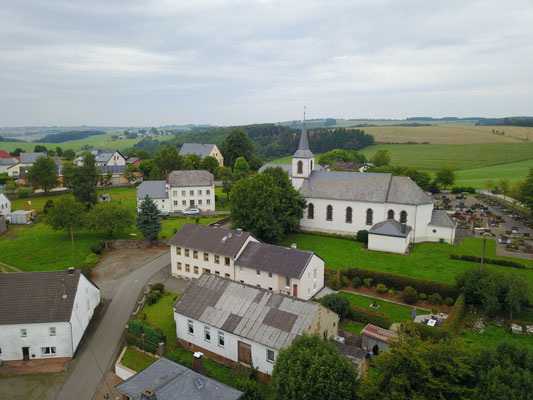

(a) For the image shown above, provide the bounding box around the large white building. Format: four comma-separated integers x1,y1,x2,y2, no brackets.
136,170,215,213
169,224,324,300
173,274,338,378
0,269,100,362
260,121,456,254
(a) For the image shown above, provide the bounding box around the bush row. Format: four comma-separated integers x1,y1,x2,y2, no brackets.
128,319,165,344
299,230,358,242
450,254,526,269
444,293,465,332
403,321,450,340
451,186,476,194
346,305,391,329
337,268,458,299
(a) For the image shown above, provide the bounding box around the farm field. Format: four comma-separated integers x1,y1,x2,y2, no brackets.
454,159,533,189
277,234,533,302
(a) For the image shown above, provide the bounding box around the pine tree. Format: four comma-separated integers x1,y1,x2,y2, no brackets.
136,195,162,241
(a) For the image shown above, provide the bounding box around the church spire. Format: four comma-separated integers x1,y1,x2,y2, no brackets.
293,106,314,158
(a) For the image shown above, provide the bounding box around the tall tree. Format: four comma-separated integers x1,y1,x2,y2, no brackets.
71,152,99,209
87,202,135,237
217,166,234,200
505,272,528,320
370,149,391,167
34,145,47,153
272,334,358,400
55,147,63,157
233,156,250,180
516,167,533,214
435,166,457,189
200,156,219,174
136,195,162,241
154,145,183,172
221,128,253,169
187,154,202,169
25,156,59,192
10,148,24,157
62,149,76,160
318,149,367,165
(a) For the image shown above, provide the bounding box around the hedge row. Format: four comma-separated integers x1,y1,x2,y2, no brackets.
299,230,358,242
451,186,476,194
346,305,391,329
450,254,526,269
444,293,465,332
128,319,165,344
338,268,458,299
403,321,450,341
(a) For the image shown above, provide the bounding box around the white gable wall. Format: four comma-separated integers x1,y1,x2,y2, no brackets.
169,184,215,212
137,197,171,213
69,273,101,352
0,193,11,216
106,151,126,167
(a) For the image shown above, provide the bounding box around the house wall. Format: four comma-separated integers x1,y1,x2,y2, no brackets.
106,152,126,167
7,163,32,178
426,224,456,244
368,232,411,254
69,274,101,353
209,145,224,167
306,304,339,339
0,194,11,216
0,321,73,361
137,197,171,213
169,184,215,212
361,335,391,352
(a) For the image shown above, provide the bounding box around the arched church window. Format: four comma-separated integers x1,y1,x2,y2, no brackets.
297,161,303,174
346,207,352,223
366,209,373,225
400,211,407,224
308,203,314,219
310,160,313,171
326,205,333,221
388,210,395,220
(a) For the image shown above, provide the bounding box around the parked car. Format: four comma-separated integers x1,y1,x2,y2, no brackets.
183,208,200,216
158,211,169,219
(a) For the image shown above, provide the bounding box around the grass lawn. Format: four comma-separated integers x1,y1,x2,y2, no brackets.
454,159,533,189
137,291,178,349
278,234,533,302
215,186,231,211
120,347,157,372
338,291,426,323
463,322,533,350
339,320,366,335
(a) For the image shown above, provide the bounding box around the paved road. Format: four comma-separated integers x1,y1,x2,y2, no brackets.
56,250,170,400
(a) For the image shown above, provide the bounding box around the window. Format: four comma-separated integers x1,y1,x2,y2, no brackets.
185,249,190,257
215,255,220,264
400,211,407,224
174,200,178,206
267,349,275,363
185,264,190,272
314,269,317,280
21,329,27,337
204,326,211,342
206,190,211,195
203,268,211,274
388,210,395,220
239,266,244,272
207,199,211,205
326,205,333,221
215,271,220,276
188,319,194,334
268,287,273,291
310,160,313,170
193,250,198,259
285,277,290,288
176,247,181,255
182,200,186,206
307,203,314,219
366,209,373,225
182,190,186,196
218,332,225,347
173,191,177,196
49,327,56,336
346,207,352,223
198,190,202,195
268,272,273,279
256,269,260,276
194,266,199,274
190,190,194,196
203,253,209,261
225,273,230,278
297,160,303,174
225,257,230,266
41,347,56,355
177,262,182,270
198,199,202,205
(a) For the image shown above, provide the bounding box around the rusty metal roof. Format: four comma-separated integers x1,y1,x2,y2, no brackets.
361,324,398,343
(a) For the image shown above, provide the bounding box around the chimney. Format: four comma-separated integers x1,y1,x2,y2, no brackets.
140,389,157,400
68,267,75,276
291,243,297,249
165,169,169,183
25,202,30,211
193,352,205,375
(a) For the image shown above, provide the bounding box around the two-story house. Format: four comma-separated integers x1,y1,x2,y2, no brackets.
7,152,46,178
74,149,126,168
179,143,224,167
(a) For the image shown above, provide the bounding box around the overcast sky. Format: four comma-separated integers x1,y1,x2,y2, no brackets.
1,0,532,126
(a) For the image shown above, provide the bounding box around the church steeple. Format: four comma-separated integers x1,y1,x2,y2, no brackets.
293,107,314,159
292,107,314,183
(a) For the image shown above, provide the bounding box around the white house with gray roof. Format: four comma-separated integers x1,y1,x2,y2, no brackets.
179,143,224,167
271,119,456,253
0,193,11,216
173,274,338,377
136,170,215,213
7,152,46,178
74,149,126,168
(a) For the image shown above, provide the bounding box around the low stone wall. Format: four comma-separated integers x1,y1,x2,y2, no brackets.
340,328,362,348
210,216,231,226
106,239,170,249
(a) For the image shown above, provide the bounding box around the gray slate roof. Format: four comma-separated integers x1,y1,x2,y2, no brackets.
293,124,314,159
168,170,214,187
236,241,316,279
429,209,457,228
299,171,433,205
169,224,251,258
174,275,325,350
258,164,292,177
115,357,242,400
179,143,216,158
137,180,168,199
92,149,121,163
0,158,16,166
368,219,412,238
0,270,84,325
20,152,46,163
99,165,125,174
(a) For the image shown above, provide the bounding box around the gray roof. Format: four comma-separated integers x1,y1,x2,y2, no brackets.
327,161,366,171
293,124,314,159
137,180,168,199
91,149,119,163
174,274,328,350
0,158,16,166
115,358,243,400
20,152,46,163
235,241,316,279
168,170,214,187
368,219,412,238
169,224,251,258
0,270,87,325
125,156,140,164
299,171,433,205
179,143,217,158
429,209,457,228
99,165,125,174
258,164,292,177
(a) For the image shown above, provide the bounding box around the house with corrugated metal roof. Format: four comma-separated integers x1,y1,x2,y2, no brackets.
179,143,224,167
169,224,324,300
173,274,338,377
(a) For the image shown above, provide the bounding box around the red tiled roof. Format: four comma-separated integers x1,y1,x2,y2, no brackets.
0,150,12,159
361,324,398,343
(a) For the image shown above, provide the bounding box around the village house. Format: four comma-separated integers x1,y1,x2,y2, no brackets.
0,192,11,216
179,143,224,167
7,152,46,178
74,149,126,168
0,269,100,363
169,224,324,300
173,274,339,378
136,170,215,213
0,149,17,174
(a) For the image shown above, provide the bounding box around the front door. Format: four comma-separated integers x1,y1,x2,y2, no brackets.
293,284,298,297
238,341,252,365
22,347,30,361
190,200,195,207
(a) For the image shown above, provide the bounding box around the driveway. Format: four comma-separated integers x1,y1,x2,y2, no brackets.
56,248,170,400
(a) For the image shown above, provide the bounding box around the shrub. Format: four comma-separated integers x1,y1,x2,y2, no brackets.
403,321,450,340
79,263,93,277
403,286,418,303
43,199,54,215
450,254,525,269
147,293,158,306
321,293,350,317
144,324,165,344
340,276,350,287
166,351,194,369
17,189,34,198
236,378,264,400
327,275,342,290
444,293,465,332
419,293,427,300
445,297,455,306
356,230,368,243
173,227,178,234
451,186,476,194
152,282,164,293
376,283,388,294
84,253,100,267
352,277,362,288
91,242,104,255
431,307,439,315
144,342,158,354
347,305,390,329
428,293,443,305
387,288,395,295
151,290,162,298
128,319,144,336
124,331,142,348
363,278,374,288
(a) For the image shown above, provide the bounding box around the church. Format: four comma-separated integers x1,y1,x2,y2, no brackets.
260,120,456,254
